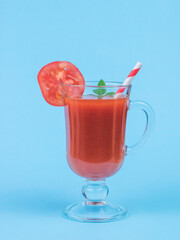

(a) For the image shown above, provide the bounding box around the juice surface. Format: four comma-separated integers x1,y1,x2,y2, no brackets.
65,97,128,179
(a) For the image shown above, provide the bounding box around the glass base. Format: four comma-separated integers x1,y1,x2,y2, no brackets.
64,201,127,223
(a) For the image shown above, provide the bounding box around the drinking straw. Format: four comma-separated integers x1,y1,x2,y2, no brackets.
115,62,142,96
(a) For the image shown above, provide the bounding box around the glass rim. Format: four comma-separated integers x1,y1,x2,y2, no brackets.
61,81,132,88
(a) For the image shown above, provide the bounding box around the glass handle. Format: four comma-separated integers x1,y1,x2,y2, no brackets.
126,100,155,154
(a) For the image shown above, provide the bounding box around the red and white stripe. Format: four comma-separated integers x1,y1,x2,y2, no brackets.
115,62,142,95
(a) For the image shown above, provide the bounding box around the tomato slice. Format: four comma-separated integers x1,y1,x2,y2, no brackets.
37,61,85,106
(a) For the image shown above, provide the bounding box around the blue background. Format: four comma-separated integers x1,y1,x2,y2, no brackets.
0,0,180,239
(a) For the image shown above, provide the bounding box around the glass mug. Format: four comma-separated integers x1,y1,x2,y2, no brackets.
61,81,155,222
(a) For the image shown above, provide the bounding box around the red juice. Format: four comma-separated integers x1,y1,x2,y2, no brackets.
65,97,128,179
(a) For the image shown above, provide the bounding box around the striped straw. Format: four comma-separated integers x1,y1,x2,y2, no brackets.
115,61,142,96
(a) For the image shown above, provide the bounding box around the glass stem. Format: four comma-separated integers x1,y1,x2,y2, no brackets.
82,179,109,205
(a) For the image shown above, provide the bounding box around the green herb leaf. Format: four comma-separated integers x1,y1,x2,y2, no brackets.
93,88,106,96
105,92,115,97
98,79,106,86
93,79,106,97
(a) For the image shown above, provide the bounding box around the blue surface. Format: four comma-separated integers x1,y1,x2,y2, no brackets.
0,0,180,239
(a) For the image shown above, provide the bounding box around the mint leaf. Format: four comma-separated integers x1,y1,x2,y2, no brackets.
92,80,116,98
93,79,106,97
98,79,106,86
105,92,115,97
93,88,106,96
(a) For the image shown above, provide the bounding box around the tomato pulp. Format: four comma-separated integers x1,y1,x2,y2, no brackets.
37,61,85,106
65,96,129,179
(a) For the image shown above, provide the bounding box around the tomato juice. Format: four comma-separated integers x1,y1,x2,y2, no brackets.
65,96,128,179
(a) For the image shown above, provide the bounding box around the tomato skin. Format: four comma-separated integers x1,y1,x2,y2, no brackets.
37,61,85,106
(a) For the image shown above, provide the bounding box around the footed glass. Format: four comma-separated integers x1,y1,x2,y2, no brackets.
61,81,155,222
